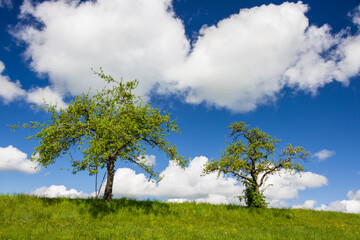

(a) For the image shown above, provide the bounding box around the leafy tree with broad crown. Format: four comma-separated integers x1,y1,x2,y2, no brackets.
203,121,309,208
12,70,186,202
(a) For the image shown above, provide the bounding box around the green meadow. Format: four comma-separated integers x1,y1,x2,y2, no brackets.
0,195,359,239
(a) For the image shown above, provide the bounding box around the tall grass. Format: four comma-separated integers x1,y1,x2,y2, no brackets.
0,195,359,239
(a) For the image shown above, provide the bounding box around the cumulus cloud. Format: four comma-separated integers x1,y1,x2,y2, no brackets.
30,185,91,198
12,1,360,112
0,60,67,108
110,156,243,204
335,5,360,80
166,2,310,110
0,145,40,174
0,61,26,104
291,190,360,214
292,200,317,209
107,156,327,205
348,189,360,200
27,156,328,205
26,86,67,109
167,2,360,111
313,149,335,161
14,0,189,98
263,170,328,200
315,190,360,214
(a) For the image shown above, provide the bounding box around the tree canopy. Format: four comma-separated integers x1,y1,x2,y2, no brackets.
12,70,186,202
203,121,309,207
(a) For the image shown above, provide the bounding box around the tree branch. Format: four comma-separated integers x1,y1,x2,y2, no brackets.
259,163,282,187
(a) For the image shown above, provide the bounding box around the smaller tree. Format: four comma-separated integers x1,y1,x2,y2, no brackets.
203,121,309,208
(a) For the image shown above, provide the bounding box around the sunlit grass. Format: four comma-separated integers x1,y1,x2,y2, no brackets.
0,195,359,239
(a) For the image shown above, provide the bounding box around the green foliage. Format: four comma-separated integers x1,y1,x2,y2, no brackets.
1,195,360,240
11,69,186,201
239,182,268,208
204,121,309,208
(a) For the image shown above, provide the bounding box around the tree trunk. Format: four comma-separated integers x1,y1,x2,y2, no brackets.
255,184,260,196
104,158,115,202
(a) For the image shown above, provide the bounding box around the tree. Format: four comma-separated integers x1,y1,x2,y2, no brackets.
203,121,309,208
12,70,186,202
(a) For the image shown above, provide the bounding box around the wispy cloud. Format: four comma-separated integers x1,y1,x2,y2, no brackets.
313,149,336,161
0,0,12,9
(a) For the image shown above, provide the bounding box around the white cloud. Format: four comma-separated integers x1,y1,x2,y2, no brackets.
0,0,12,9
14,1,360,112
316,189,360,214
263,170,328,200
26,156,328,205
136,154,156,167
108,156,327,205
144,155,156,166
0,60,66,109
110,156,242,204
14,0,189,98
283,25,344,93
194,194,231,205
292,200,317,209
169,194,230,205
313,149,335,161
267,199,288,208
165,2,310,111
26,86,67,109
0,145,40,174
336,34,360,81
30,185,91,198
167,2,360,111
318,200,360,214
348,189,360,200
352,5,360,26
292,190,360,214
155,156,242,203
110,168,157,198
0,61,26,104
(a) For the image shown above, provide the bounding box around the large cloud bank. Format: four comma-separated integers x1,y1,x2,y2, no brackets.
12,0,360,112
31,156,327,206
29,156,360,214
15,0,189,99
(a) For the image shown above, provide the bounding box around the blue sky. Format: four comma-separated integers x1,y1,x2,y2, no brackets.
1,0,360,213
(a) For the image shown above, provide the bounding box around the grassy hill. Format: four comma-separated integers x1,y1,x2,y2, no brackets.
0,195,359,239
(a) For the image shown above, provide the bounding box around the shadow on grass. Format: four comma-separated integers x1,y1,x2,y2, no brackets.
84,198,171,218
38,197,171,218
90,198,171,218
225,204,243,211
